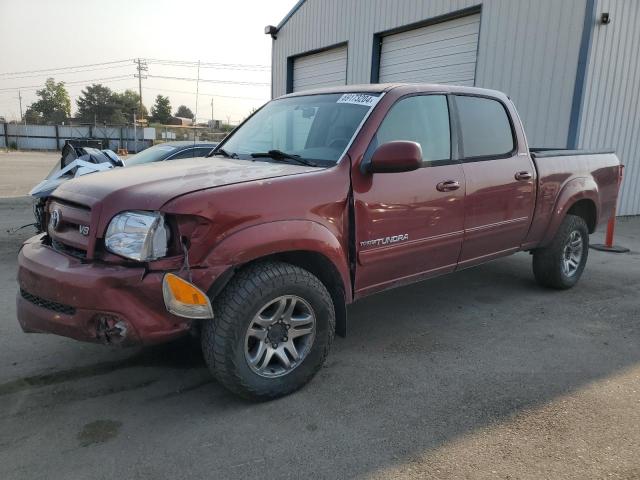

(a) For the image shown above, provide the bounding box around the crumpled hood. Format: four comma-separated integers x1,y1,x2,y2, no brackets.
52,157,321,210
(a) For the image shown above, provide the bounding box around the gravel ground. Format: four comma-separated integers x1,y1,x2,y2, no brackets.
0,196,639,480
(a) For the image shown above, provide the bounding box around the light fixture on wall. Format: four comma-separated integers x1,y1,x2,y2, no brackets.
600,12,611,24
264,25,278,39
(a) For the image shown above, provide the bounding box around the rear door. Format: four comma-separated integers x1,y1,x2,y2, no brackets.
353,94,465,296
453,95,536,267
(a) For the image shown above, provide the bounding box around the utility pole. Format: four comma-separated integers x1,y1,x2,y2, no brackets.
17,90,23,122
134,58,147,116
210,98,214,127
133,111,138,153
193,60,200,142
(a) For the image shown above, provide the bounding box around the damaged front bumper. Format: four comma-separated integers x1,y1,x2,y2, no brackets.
16,234,195,346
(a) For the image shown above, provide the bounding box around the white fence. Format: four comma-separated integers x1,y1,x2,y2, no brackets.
0,123,155,152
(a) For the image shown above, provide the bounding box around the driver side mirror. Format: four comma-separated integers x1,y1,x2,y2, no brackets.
368,141,422,174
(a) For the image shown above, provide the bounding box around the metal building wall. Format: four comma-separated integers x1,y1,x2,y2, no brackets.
577,0,640,216
272,0,587,147
1,124,154,152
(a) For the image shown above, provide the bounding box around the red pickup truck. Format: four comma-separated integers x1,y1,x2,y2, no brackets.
17,84,621,399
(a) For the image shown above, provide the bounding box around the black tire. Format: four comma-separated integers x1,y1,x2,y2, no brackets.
532,214,589,289
201,261,335,400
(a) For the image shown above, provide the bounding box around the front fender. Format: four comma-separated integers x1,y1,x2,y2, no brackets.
200,220,352,299
540,177,599,246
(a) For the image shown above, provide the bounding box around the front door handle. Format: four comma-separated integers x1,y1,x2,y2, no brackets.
515,171,533,181
436,180,460,192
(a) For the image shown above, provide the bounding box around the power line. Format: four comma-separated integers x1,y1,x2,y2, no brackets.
142,85,266,101
0,63,133,81
0,59,132,77
0,75,133,92
146,74,269,86
145,58,270,70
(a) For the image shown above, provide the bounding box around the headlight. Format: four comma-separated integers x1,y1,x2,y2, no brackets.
105,211,169,261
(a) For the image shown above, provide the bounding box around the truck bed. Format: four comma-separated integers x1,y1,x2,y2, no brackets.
523,148,621,249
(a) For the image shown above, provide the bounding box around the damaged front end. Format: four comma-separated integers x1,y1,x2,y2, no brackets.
95,314,129,345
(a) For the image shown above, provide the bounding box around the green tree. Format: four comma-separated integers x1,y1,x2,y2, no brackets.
76,84,115,123
109,109,128,125
23,78,71,124
174,105,194,119
111,89,147,122
150,95,172,124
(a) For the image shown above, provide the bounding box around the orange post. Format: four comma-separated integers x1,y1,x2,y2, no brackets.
591,164,629,253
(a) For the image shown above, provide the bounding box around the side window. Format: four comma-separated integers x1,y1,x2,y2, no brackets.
195,147,214,157
455,96,515,159
168,149,197,160
374,95,450,163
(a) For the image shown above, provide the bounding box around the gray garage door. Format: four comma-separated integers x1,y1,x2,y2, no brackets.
379,14,480,86
293,45,347,92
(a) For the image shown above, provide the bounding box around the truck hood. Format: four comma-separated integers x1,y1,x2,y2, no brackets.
52,157,322,210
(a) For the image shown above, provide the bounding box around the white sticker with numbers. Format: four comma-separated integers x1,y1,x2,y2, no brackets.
337,93,379,107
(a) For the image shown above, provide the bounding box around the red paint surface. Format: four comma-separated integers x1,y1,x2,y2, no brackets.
17,84,621,345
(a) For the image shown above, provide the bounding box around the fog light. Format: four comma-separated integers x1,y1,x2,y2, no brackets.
162,273,213,319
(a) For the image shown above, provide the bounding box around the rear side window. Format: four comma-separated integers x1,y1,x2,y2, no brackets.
374,95,451,163
168,148,197,160
195,147,214,157
455,96,514,159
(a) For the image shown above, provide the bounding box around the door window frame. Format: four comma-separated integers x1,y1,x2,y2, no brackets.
361,92,460,172
449,93,519,163
166,147,213,160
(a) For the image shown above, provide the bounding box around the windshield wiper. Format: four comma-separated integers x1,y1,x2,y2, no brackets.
250,150,317,167
208,148,237,159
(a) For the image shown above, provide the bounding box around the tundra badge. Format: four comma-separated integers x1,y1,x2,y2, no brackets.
360,234,408,248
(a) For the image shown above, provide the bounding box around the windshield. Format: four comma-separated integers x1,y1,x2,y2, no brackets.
126,144,177,166
219,93,381,164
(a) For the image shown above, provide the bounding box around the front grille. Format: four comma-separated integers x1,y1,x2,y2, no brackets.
47,199,92,257
20,289,76,315
51,239,87,259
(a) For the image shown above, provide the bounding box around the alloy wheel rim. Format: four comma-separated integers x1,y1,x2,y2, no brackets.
562,230,583,277
244,295,316,378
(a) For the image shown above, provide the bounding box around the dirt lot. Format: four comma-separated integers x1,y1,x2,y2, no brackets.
0,151,59,198
0,195,639,479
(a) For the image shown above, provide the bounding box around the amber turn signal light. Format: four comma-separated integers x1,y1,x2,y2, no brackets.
162,273,213,319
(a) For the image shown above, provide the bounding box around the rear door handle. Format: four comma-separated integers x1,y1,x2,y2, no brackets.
436,180,460,192
515,171,532,181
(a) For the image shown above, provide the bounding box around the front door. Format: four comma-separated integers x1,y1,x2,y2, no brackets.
353,94,466,297
452,95,536,267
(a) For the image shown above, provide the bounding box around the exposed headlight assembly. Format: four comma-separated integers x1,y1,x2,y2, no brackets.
105,211,169,261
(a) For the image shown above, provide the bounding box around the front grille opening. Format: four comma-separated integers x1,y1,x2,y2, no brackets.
20,289,76,315
51,239,87,259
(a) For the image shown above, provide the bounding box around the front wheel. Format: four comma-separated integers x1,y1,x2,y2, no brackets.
532,214,589,289
201,261,335,400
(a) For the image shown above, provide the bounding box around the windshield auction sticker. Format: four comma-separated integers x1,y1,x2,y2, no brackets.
337,93,379,107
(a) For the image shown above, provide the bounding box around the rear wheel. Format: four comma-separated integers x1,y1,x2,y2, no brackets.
532,214,589,289
201,261,335,400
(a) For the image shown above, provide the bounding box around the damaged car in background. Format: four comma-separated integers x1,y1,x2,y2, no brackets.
17,84,621,400
29,141,218,232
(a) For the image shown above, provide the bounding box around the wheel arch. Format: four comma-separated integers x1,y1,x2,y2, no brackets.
567,198,597,233
202,221,351,337
540,177,599,246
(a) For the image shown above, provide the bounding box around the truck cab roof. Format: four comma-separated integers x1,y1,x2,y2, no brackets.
280,83,509,101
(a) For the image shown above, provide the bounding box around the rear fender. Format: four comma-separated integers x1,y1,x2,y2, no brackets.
540,177,599,247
